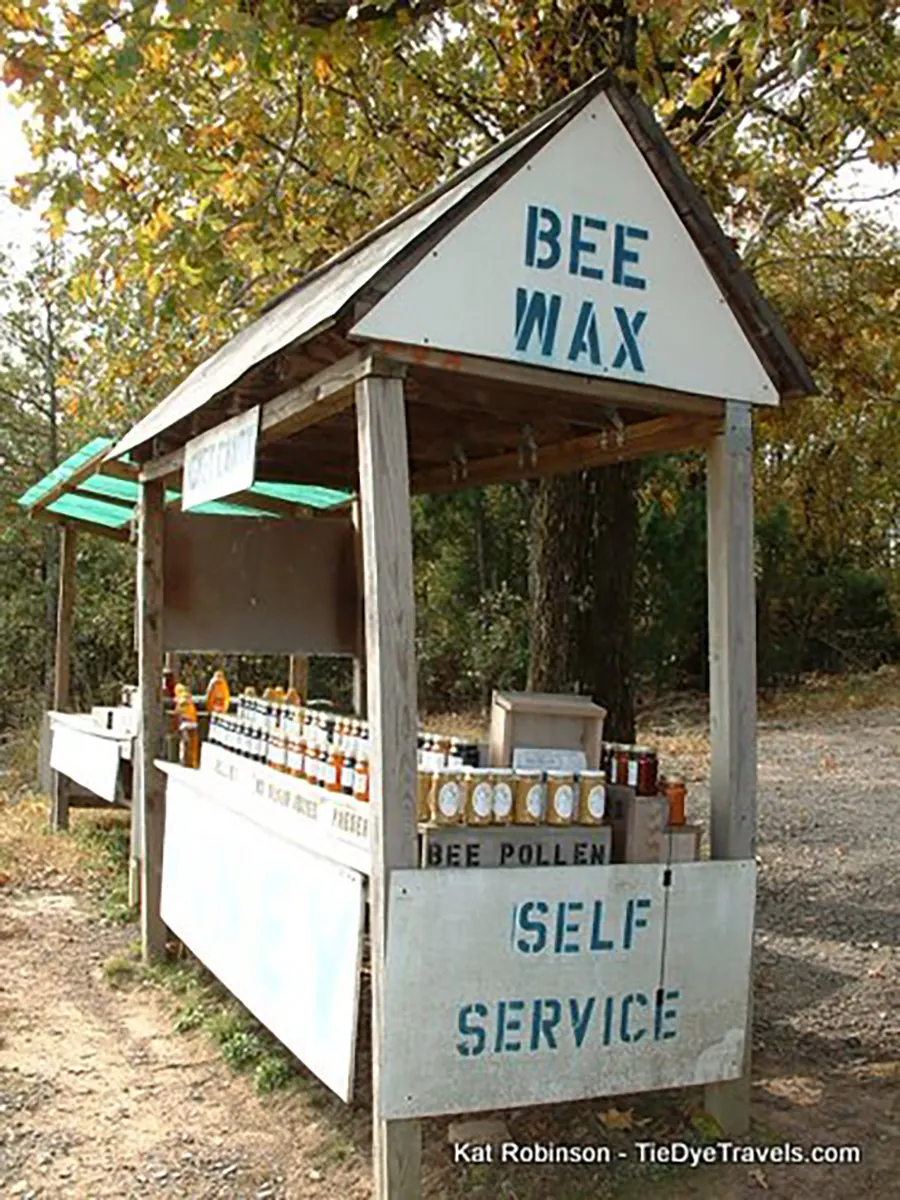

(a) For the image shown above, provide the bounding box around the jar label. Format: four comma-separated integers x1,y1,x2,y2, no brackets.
493,782,513,819
341,764,354,791
554,784,575,819
526,784,545,820
627,759,639,788
438,782,461,818
587,784,606,819
472,782,492,818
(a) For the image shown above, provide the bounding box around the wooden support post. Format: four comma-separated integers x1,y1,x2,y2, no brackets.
137,479,168,961
356,373,421,1200
705,401,757,1134
288,654,309,698
50,523,76,831
351,500,366,717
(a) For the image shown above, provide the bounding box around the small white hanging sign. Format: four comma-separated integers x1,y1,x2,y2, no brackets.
182,406,260,511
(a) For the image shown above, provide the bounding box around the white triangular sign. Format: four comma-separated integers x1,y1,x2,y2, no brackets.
352,93,777,405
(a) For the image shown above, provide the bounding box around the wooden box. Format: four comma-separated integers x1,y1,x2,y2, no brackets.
488,691,606,769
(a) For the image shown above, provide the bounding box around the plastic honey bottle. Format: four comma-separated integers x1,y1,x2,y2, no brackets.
353,752,370,803
205,669,231,715
174,685,200,769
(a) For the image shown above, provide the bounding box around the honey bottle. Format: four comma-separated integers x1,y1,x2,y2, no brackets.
205,669,231,715
326,742,344,794
341,743,356,796
353,753,370,803
174,685,200,769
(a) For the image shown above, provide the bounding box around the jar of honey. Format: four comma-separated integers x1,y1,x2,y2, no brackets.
513,771,545,825
635,746,659,796
416,770,435,823
492,769,514,824
326,745,344,794
577,771,607,824
546,771,576,825
466,768,494,826
663,775,687,826
433,769,464,825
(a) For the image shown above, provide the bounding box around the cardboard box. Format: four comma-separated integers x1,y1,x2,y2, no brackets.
489,691,606,769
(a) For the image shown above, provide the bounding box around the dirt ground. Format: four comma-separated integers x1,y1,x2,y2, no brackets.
0,707,897,1199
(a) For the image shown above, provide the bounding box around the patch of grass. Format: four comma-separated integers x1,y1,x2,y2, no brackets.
103,952,139,989
254,1053,294,1093
142,957,302,1094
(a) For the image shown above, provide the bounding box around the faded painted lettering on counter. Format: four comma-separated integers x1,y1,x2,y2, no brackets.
515,204,650,372
455,892,675,1059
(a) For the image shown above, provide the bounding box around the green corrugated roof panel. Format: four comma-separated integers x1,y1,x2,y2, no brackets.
46,493,131,529
17,437,113,509
249,481,350,508
16,437,353,535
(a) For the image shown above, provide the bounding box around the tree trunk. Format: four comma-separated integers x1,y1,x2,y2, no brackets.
528,462,640,742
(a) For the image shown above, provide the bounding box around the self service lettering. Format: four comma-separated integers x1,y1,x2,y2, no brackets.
456,895,680,1057
515,204,649,373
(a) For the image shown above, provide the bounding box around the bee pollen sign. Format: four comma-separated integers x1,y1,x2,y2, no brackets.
182,405,260,511
380,860,755,1118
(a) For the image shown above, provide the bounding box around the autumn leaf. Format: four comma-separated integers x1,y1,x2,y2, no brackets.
313,53,332,83
598,1107,634,1132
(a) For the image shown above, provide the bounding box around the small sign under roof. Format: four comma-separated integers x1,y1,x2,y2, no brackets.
182,406,260,511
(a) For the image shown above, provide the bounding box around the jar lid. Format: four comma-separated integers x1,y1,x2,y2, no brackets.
579,769,606,778
634,744,654,754
493,767,514,776
546,770,574,779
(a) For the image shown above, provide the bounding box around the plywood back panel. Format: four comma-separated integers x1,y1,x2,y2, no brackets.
163,512,360,655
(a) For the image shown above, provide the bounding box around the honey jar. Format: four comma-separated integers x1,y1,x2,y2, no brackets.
492,768,514,824
433,769,464,825
577,770,607,824
513,771,545,825
635,746,659,796
465,768,494,826
663,775,687,826
545,771,576,825
416,770,435,823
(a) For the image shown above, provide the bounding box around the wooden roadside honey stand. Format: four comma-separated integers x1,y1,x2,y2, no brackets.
15,438,350,896
108,74,813,1200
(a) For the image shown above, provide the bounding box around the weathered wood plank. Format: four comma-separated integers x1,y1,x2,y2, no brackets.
50,523,76,832
411,415,720,493
288,654,309,697
704,401,757,1135
27,444,110,514
137,479,168,960
355,374,422,1199
29,506,131,543
139,350,405,484
373,341,726,417
351,500,366,717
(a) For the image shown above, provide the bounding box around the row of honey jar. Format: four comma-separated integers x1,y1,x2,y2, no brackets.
417,768,608,827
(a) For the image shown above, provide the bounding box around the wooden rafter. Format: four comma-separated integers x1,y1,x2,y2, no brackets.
411,414,721,494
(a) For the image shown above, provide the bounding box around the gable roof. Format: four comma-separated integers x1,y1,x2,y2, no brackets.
111,72,813,462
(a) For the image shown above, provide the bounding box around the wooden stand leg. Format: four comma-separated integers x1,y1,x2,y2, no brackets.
50,524,77,832
356,372,422,1200
138,479,167,961
705,401,757,1135
288,654,309,697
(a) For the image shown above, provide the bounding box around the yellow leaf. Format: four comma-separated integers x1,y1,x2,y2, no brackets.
598,1106,634,1132
658,97,677,117
869,138,895,166
313,53,332,83
44,206,66,240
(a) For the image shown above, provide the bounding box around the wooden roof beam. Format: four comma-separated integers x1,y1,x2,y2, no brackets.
411,414,721,494
28,506,132,543
26,442,114,514
138,348,402,484
372,341,725,419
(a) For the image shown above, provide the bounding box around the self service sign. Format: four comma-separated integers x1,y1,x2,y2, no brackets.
380,860,755,1118
353,92,776,407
